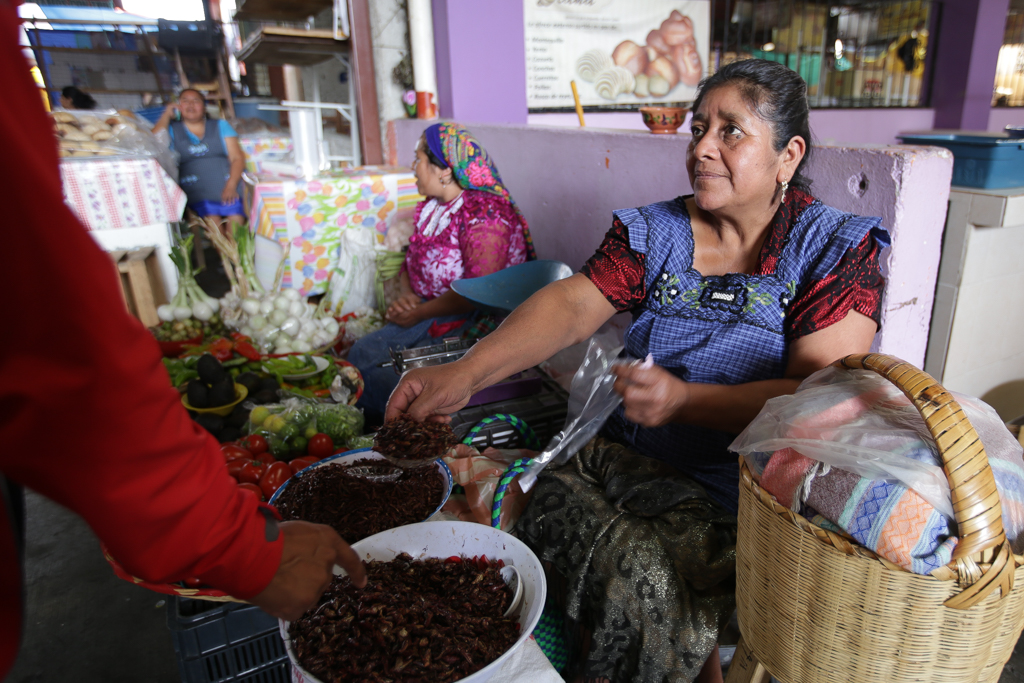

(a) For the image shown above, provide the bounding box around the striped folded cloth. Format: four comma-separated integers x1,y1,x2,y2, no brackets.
739,367,1024,575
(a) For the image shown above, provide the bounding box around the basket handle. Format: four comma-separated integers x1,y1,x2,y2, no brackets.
836,353,1015,608
460,413,542,451
491,458,533,529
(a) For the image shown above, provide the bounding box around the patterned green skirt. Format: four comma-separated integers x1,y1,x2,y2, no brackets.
515,437,738,683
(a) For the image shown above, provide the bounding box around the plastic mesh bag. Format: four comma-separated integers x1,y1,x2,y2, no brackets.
730,366,1024,558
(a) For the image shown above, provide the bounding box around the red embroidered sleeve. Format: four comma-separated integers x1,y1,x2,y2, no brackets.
784,232,885,341
580,217,647,311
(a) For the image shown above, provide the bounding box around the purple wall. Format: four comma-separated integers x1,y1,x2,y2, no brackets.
931,0,1011,129
389,119,953,365
431,0,527,124
530,108,939,145
989,108,1024,132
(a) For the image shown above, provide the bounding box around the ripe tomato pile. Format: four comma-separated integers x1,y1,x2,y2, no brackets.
220,431,338,502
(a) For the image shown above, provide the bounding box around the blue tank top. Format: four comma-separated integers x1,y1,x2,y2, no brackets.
602,196,890,512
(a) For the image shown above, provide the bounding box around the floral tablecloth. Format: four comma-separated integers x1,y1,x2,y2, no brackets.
60,157,187,231
250,166,421,296
238,135,293,174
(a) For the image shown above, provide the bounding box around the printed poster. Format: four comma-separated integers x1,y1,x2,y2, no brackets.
524,0,710,110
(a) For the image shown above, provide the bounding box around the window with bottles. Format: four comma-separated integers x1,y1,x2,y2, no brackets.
709,0,932,107
994,0,1024,107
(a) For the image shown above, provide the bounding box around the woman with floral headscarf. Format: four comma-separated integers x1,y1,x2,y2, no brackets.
348,122,535,424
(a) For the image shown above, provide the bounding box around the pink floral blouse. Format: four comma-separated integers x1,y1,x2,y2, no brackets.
405,189,529,300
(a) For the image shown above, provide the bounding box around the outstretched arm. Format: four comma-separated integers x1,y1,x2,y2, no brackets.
387,273,618,421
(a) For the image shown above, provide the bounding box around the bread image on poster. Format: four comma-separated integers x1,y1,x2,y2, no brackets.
525,1,709,109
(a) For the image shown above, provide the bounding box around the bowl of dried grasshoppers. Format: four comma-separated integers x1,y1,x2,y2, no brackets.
280,520,547,683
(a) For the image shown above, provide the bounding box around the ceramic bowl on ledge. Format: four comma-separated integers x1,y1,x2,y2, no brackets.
640,106,688,134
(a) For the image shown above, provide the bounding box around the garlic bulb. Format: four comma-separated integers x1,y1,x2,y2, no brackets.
576,49,613,83
594,66,636,101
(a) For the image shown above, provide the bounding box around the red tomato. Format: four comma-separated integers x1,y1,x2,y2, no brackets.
237,482,264,501
289,456,317,475
241,434,268,455
259,461,292,499
238,461,265,485
221,444,252,462
226,458,248,480
182,577,203,588
308,433,334,459
255,452,276,466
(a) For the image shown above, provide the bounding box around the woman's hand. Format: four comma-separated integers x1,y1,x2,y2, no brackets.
385,292,422,327
612,362,690,428
386,363,477,422
248,520,366,622
221,182,238,205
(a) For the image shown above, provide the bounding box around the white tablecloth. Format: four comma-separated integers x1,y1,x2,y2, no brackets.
60,157,186,231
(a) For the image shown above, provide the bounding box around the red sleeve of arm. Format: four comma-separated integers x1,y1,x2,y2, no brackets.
0,12,280,599
580,217,647,311
785,232,885,341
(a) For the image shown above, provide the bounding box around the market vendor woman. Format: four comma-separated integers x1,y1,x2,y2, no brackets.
387,60,889,683
348,122,536,424
154,88,245,227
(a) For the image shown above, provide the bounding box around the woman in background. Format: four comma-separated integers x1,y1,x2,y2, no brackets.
348,122,535,424
154,88,245,227
59,85,96,110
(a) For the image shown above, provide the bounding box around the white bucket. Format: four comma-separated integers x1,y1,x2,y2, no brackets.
280,520,547,683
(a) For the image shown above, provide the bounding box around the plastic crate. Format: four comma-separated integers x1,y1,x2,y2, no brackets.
897,131,1024,189
167,597,289,683
451,372,569,450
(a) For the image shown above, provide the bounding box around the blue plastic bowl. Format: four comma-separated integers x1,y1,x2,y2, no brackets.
268,448,453,521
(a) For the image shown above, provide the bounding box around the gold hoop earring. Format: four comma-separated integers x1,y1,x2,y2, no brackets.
780,179,789,204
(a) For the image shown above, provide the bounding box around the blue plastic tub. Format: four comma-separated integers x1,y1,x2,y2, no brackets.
897,132,1024,189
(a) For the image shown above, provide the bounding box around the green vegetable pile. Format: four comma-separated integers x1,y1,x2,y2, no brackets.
247,400,365,461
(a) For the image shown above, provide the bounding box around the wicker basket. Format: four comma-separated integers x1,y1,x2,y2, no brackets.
735,353,1024,683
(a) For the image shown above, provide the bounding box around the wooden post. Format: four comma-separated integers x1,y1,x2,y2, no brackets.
347,0,382,165
724,637,771,683
137,27,167,102
29,24,56,108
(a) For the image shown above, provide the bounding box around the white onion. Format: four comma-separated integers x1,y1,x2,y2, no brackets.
311,331,331,348
321,318,340,336
273,295,291,310
191,301,214,321
269,309,288,326
259,298,275,315
288,300,305,318
300,320,319,338
240,325,254,337
280,317,301,337
173,306,192,321
206,297,220,312
157,305,176,322
241,298,260,315
274,342,293,354
250,315,267,331
292,339,312,353
283,288,301,301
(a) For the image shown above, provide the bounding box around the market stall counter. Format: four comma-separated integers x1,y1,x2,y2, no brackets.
56,110,186,299
249,166,421,301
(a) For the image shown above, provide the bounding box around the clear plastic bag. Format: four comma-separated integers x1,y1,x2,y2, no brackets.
517,338,626,491
245,397,365,459
730,366,1024,532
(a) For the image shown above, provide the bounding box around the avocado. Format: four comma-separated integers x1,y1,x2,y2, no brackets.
208,377,235,407
197,354,227,384
219,427,242,443
186,379,209,408
225,404,249,428
236,372,262,395
194,413,224,434
258,376,280,392
253,389,277,404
